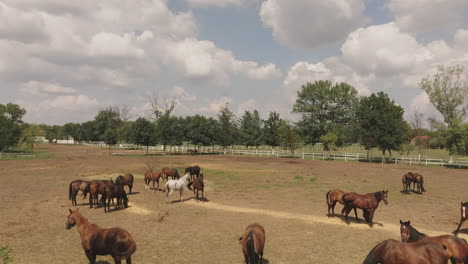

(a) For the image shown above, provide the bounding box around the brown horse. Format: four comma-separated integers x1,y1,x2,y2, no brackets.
69,180,90,206
402,172,414,193
144,171,163,191
115,173,134,194
188,173,205,202
185,165,201,182
326,189,357,220
162,167,180,181
455,202,468,235
341,190,388,225
411,172,425,193
103,184,129,213
187,148,198,154
239,223,266,264
400,220,468,264
84,180,114,208
363,239,449,264
65,209,136,264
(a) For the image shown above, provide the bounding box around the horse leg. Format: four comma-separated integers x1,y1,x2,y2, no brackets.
89,193,94,208
368,209,375,225
166,189,174,203
196,190,199,203
202,189,204,202
129,183,132,194
85,250,96,264
353,207,358,222
455,218,465,235
126,256,132,264
180,188,184,202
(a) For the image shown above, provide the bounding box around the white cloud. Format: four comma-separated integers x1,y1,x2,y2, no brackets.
198,96,233,115
237,99,257,115
259,0,367,49
387,0,467,32
39,95,98,110
186,0,254,8
0,2,49,43
20,81,76,95
171,86,197,102
88,32,145,58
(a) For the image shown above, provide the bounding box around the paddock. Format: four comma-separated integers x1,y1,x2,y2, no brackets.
0,144,467,263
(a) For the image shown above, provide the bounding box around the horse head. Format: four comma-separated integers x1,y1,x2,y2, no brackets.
382,190,389,204
400,220,411,242
66,208,79,229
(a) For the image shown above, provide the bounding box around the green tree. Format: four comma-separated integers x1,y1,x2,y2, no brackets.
129,118,155,153
17,124,43,151
238,110,263,148
0,103,27,153
420,65,468,128
94,107,122,153
293,80,358,145
218,103,237,151
355,92,410,162
81,121,99,142
263,111,282,147
320,132,338,156
205,117,220,149
186,115,210,149
446,124,468,155
279,122,300,155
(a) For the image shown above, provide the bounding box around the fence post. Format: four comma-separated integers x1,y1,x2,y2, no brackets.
395,157,397,164
302,152,304,159
345,154,347,162
312,153,315,160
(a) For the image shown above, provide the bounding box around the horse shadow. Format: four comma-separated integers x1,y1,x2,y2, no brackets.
452,227,468,235
168,197,193,204
96,261,111,264
342,217,384,227
191,197,209,202
127,192,140,195
262,258,270,264
105,205,131,213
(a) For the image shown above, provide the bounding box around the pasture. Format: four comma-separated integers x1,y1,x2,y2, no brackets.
1,144,467,263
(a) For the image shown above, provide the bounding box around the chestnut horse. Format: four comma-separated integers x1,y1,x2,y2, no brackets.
188,173,205,202
103,184,129,213
144,171,163,191
341,190,388,225
69,180,90,206
65,209,136,264
411,172,425,194
115,173,134,194
400,220,468,264
84,180,114,208
455,202,468,235
162,167,180,182
363,239,449,264
239,223,266,264
326,189,357,220
402,172,414,193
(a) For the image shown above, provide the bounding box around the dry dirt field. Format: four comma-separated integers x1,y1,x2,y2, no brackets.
1,144,468,264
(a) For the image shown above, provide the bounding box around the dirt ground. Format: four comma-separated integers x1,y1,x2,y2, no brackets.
1,144,468,264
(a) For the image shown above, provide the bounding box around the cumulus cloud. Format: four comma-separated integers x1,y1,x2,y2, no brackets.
259,0,368,49
39,95,99,110
20,81,76,95
198,96,233,116
186,0,254,8
387,0,467,33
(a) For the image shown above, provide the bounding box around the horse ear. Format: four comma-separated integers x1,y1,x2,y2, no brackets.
408,221,410,225
69,208,72,213
76,207,80,212
400,220,403,224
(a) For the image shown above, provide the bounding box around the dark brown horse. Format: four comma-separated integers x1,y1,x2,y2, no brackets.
115,173,134,194
411,172,425,193
455,202,468,235
400,220,468,264
341,190,388,225
144,171,163,191
84,180,114,208
239,223,266,264
326,189,357,220
362,239,449,264
188,173,205,202
65,209,136,264
103,184,129,213
402,172,414,193
162,167,180,181
185,165,200,182
187,148,198,154
69,180,90,206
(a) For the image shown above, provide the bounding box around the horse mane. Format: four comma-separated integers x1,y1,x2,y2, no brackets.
407,223,425,241
246,231,256,264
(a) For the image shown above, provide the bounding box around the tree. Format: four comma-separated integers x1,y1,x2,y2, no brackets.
238,110,263,148
446,124,468,156
293,80,358,145
320,132,338,156
355,92,410,162
129,118,155,153
278,122,300,155
409,109,429,155
186,115,210,149
94,107,122,153
0,103,26,153
420,65,468,128
263,111,282,147
17,124,43,151
218,103,237,151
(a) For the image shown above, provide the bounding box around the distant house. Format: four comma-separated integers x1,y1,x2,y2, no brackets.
56,138,75,144
411,136,430,145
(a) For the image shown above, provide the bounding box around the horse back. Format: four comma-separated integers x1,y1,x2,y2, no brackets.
428,235,468,261
87,226,136,258
328,189,346,204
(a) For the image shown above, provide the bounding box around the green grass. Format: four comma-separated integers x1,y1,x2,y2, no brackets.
294,175,303,180
0,246,12,264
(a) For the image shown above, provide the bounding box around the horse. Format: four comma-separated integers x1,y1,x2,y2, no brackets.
411,172,426,194
162,167,180,182
69,180,90,206
187,148,198,154
164,173,191,203
115,173,134,194
341,190,388,225
455,202,468,235
144,171,163,191
239,223,266,264
65,209,136,264
402,172,414,193
400,220,468,264
103,184,129,213
326,189,358,220
362,239,449,264
84,180,114,208
185,165,200,182
188,173,205,202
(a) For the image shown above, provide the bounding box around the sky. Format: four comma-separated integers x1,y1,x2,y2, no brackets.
1,0,467,125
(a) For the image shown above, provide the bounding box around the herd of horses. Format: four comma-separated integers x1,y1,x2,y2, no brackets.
66,167,468,264
326,171,468,263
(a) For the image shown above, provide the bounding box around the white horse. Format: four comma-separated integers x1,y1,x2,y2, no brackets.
164,173,191,203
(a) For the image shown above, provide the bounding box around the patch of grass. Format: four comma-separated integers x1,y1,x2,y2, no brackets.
309,177,317,182
0,246,12,264
255,184,272,190
294,175,303,180
361,179,369,183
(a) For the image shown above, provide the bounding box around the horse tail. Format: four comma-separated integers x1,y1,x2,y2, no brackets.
187,181,193,191
342,194,354,204
362,243,382,264
326,190,331,206
420,177,426,192
246,231,257,264
83,182,91,198
112,231,137,260
69,182,73,200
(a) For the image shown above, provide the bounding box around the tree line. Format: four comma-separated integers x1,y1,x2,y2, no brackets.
1,64,467,157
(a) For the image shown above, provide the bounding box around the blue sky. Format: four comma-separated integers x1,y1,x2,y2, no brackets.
0,0,467,125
